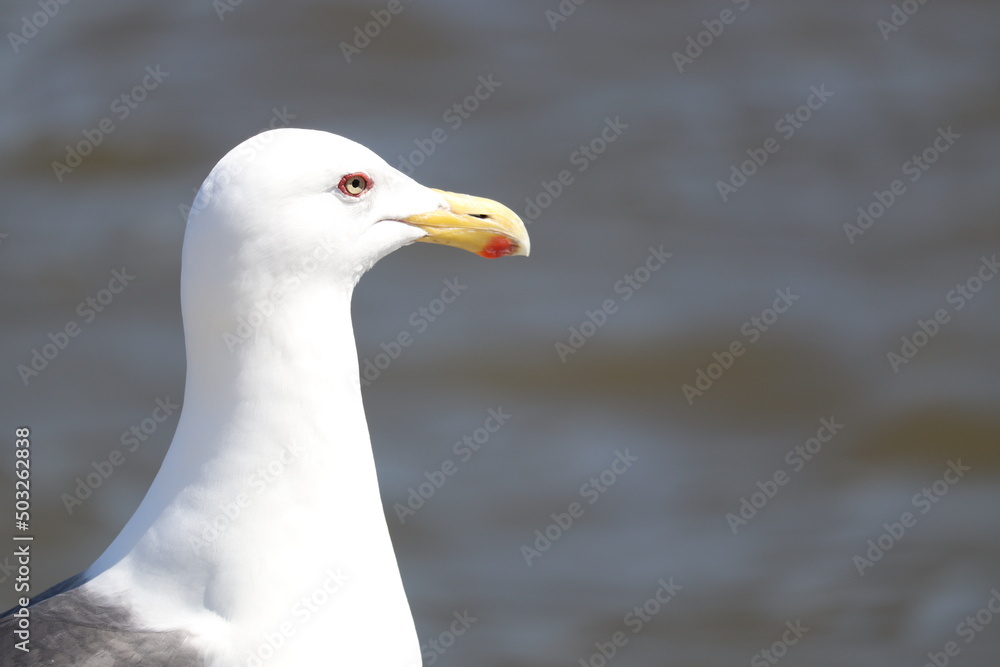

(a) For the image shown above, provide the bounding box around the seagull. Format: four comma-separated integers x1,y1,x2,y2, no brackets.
1,128,529,666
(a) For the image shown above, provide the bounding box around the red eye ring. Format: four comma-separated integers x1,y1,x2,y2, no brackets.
338,172,371,197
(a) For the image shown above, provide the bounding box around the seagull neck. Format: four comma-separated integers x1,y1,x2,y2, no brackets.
178,281,377,528
90,282,418,663
189,282,362,411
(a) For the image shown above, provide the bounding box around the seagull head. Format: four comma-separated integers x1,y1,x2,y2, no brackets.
184,128,529,298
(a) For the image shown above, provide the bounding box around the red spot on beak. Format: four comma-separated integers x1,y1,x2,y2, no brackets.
479,235,517,258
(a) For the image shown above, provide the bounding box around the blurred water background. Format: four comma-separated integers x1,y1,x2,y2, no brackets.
2,1,999,665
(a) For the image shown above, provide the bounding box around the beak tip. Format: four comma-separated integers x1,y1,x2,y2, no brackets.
478,235,527,259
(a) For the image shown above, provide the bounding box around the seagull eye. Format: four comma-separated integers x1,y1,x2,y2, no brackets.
338,173,370,197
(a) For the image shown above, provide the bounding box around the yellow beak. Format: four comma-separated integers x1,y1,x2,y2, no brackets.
403,189,530,258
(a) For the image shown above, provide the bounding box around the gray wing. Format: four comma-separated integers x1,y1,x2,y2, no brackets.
1,576,202,666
